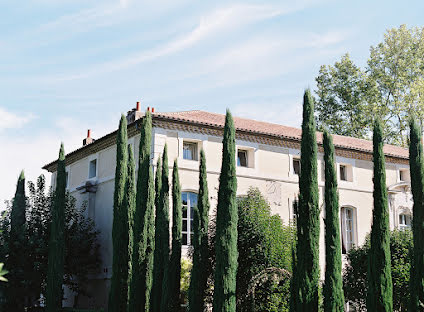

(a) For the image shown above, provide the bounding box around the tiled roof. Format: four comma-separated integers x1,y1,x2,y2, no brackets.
154,110,409,159
43,109,409,172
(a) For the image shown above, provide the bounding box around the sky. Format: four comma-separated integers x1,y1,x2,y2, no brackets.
1,0,423,208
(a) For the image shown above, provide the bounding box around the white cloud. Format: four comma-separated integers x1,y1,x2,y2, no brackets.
0,107,35,131
38,2,314,82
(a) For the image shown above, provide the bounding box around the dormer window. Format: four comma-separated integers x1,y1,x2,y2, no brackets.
183,142,198,161
237,150,248,167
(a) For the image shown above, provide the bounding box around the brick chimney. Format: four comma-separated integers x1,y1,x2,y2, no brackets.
83,129,95,146
126,101,144,124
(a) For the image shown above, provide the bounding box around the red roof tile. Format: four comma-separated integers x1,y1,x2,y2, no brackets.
155,110,409,159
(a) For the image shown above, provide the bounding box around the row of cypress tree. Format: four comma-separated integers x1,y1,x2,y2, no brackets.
291,89,398,311
108,109,237,312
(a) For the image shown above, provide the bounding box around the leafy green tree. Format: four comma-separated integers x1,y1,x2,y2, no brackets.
322,130,345,312
315,25,424,145
188,150,210,312
315,54,370,138
367,120,393,311
0,175,100,309
108,115,129,312
343,230,412,311
46,143,67,312
6,171,27,311
153,146,171,312
213,109,238,312
206,188,296,312
129,110,156,312
408,118,424,311
166,160,182,311
292,90,320,312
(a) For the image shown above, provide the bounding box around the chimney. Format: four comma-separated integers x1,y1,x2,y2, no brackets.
152,107,155,113
83,129,95,146
126,101,145,124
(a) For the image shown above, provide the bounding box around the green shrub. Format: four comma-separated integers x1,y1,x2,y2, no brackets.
343,229,412,311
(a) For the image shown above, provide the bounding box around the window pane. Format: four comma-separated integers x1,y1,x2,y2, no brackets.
89,159,97,179
340,165,347,181
183,220,187,232
182,206,187,219
238,150,248,167
182,234,188,246
183,142,197,160
293,159,300,175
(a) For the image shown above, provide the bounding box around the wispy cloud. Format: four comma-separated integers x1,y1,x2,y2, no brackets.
37,2,316,82
0,107,35,131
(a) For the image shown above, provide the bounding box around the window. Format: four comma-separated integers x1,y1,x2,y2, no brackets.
237,150,248,167
341,207,356,254
183,142,198,161
89,159,97,179
399,214,411,230
399,169,410,182
182,192,198,246
340,165,347,181
293,158,301,175
292,199,298,223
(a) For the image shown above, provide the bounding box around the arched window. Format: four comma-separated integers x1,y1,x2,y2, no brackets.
341,206,357,254
182,192,198,246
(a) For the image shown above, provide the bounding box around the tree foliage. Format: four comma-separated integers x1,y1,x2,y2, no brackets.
408,118,424,311
323,130,344,312
188,149,210,312
315,25,424,145
46,143,67,312
153,146,171,312
129,110,156,312
206,188,296,312
292,89,320,312
7,171,27,311
343,230,412,311
0,174,100,309
213,109,239,312
367,120,393,311
109,115,129,312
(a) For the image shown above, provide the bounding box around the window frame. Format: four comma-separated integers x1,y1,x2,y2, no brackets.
398,213,411,230
341,206,357,254
237,149,248,167
181,191,198,247
87,154,99,180
183,141,199,161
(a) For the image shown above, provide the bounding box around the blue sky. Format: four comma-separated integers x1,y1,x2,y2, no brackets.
1,0,423,207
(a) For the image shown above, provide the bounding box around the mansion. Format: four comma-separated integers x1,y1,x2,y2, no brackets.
43,104,412,309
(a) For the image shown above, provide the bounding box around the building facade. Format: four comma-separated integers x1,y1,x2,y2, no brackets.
43,106,412,309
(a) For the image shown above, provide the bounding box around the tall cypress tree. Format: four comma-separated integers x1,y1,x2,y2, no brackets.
188,149,210,312
129,110,156,312
108,115,129,312
159,145,172,312
409,118,424,311
126,145,136,294
46,143,66,312
213,109,238,312
292,89,320,311
166,160,183,311
7,170,27,311
367,120,393,312
151,154,169,312
323,130,344,312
